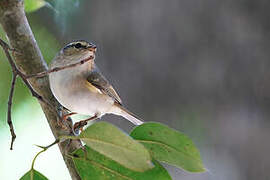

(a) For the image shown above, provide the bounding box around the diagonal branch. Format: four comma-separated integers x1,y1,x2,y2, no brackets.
0,1,82,179
0,39,64,149
0,39,48,104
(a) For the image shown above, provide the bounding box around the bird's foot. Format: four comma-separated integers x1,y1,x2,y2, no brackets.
62,112,77,121
73,114,98,134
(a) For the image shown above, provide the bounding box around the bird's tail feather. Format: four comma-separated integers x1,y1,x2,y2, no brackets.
112,103,144,125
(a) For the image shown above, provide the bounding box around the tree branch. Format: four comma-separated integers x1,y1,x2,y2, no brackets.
0,1,81,179
0,39,66,148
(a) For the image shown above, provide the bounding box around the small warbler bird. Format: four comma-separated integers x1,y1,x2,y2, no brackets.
49,40,144,128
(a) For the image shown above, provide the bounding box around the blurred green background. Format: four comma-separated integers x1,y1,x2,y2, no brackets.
1,0,270,179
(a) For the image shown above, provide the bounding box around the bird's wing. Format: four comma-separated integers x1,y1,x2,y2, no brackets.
86,68,122,105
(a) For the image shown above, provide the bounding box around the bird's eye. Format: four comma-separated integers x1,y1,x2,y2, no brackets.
74,43,82,49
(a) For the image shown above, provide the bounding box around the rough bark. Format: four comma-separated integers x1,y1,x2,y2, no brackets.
0,1,81,179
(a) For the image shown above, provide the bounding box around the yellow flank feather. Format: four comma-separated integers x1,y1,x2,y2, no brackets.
85,81,102,94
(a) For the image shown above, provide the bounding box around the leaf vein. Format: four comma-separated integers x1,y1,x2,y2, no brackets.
136,139,201,162
80,137,143,153
74,157,133,180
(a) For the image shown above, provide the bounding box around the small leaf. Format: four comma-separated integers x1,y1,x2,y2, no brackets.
20,169,48,180
79,122,154,172
130,122,205,172
24,0,46,13
72,146,172,180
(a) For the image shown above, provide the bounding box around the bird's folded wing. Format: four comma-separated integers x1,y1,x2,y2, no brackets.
86,70,122,105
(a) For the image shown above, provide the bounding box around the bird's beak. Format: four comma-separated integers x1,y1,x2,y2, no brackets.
88,46,97,53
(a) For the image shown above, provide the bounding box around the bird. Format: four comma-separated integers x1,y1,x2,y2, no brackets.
49,40,144,130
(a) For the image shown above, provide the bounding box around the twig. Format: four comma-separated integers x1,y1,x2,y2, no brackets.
7,74,17,150
31,139,60,171
0,39,19,149
26,56,94,79
0,39,47,104
0,39,60,149
73,115,98,134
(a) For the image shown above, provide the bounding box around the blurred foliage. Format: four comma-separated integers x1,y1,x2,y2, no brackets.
47,0,80,33
49,0,79,12
24,0,80,14
24,0,46,13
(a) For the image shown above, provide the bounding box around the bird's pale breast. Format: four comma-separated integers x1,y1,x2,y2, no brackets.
49,63,114,117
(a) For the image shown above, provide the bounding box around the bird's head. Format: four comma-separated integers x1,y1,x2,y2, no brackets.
50,40,97,68
61,40,97,61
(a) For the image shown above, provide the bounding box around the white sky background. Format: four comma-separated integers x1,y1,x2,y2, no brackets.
0,99,70,180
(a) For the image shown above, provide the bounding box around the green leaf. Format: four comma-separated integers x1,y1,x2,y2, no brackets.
72,146,172,180
78,122,154,172
20,169,48,180
130,122,205,172
24,0,46,13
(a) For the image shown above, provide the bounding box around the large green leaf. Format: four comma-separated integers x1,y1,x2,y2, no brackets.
78,122,154,172
130,122,205,172
72,146,171,180
20,169,48,180
24,0,46,13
